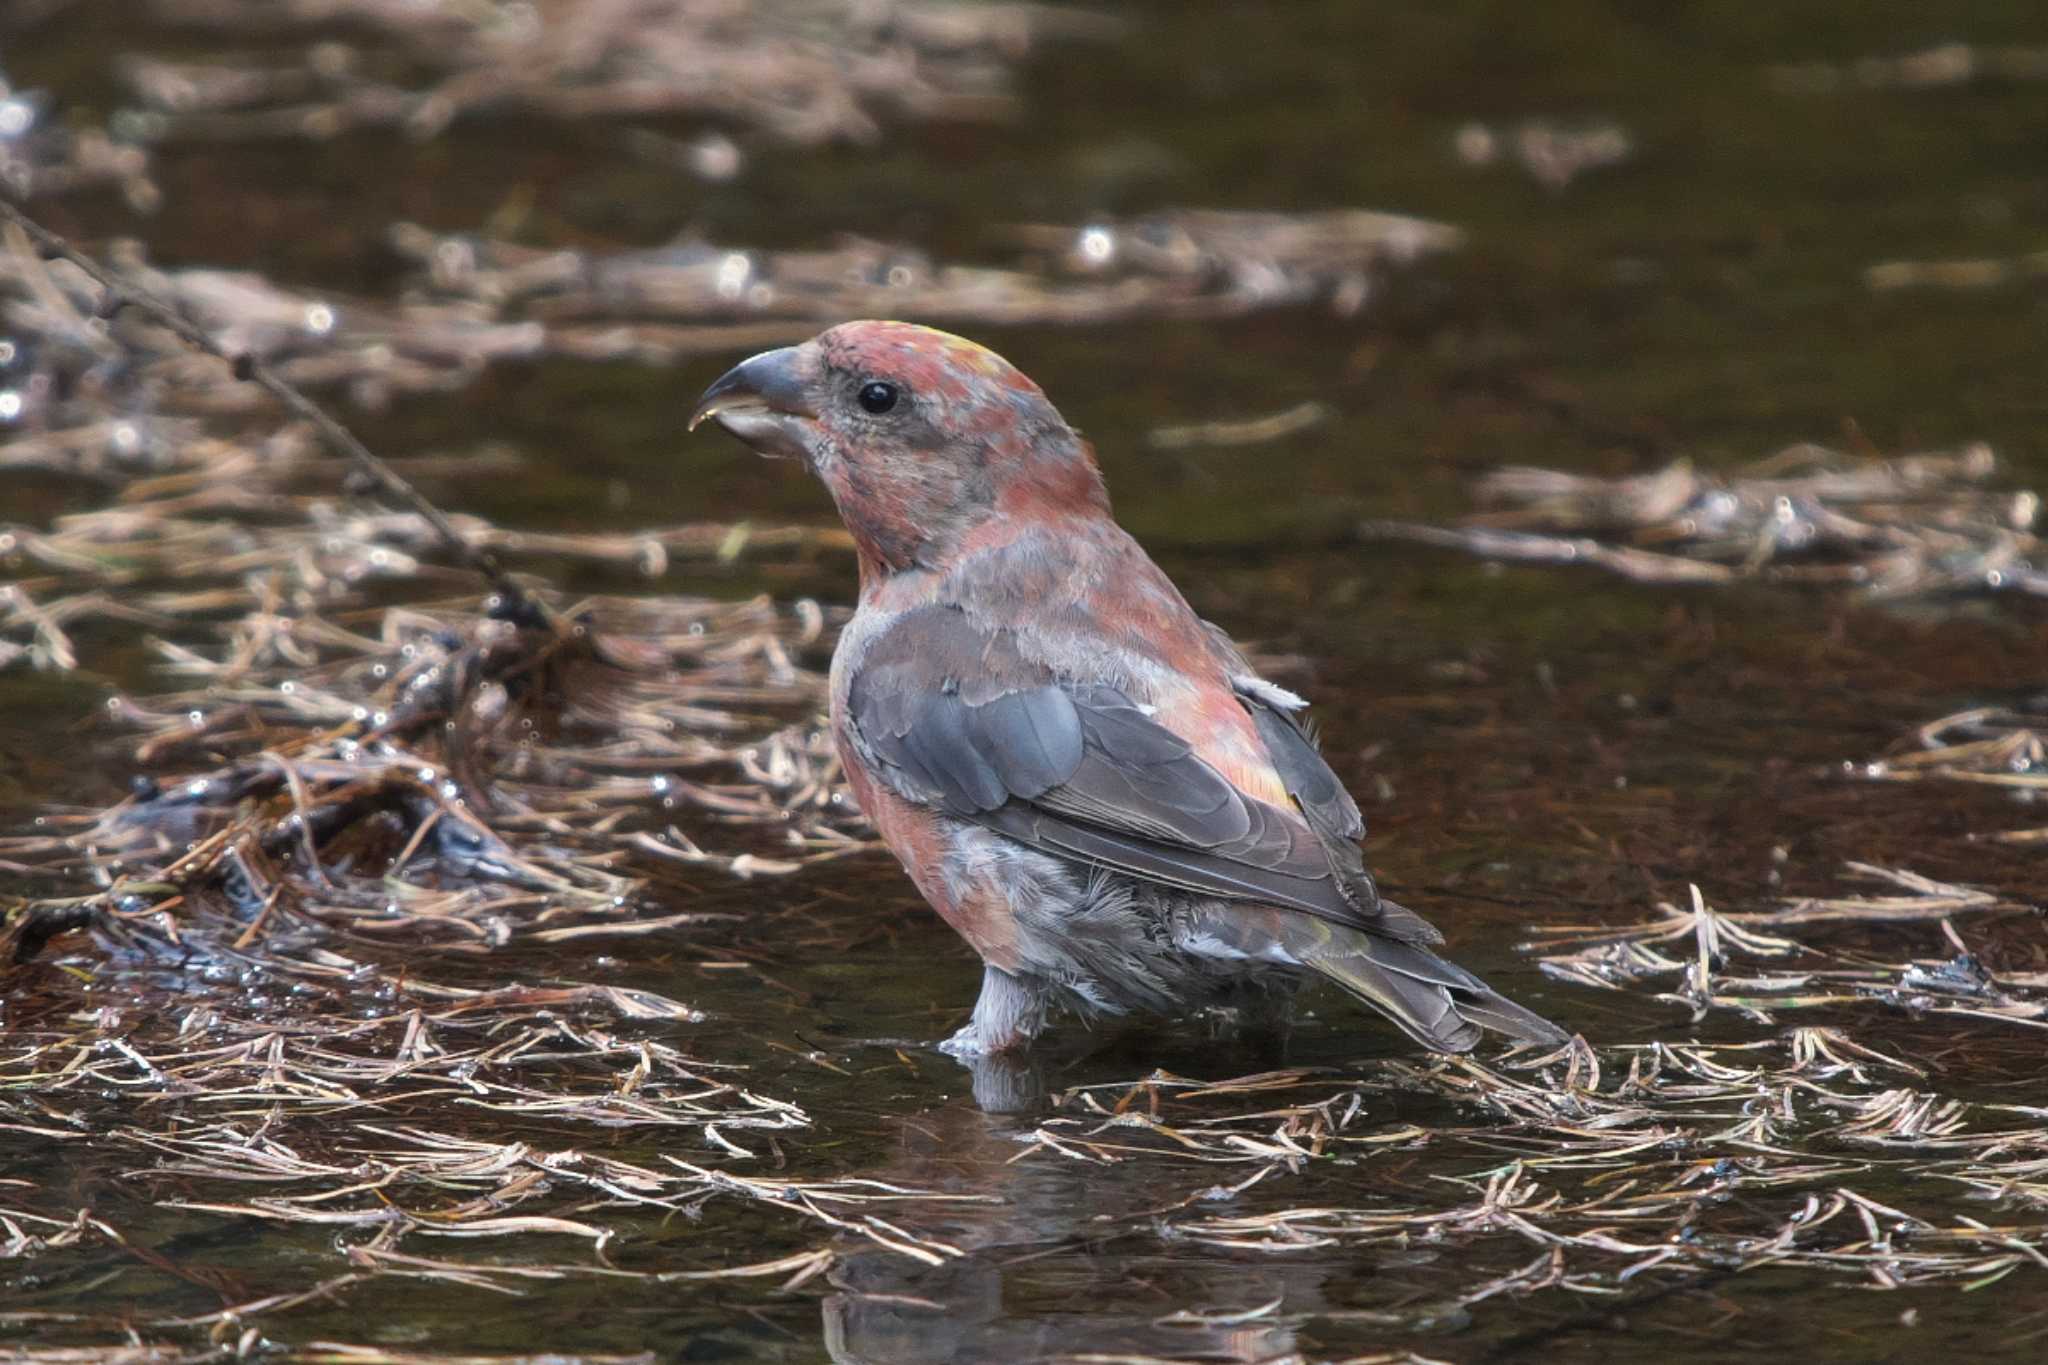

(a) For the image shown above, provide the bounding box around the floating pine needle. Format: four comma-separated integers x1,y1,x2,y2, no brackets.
1362,442,2044,600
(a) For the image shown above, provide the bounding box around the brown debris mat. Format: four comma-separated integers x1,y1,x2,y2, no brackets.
1452,120,1633,194
0,205,1457,421
1527,871,2043,1031
0,205,867,957
1865,249,2048,292
110,0,1123,150
19,885,2048,1359
1771,41,2048,94
1362,441,2043,600
0,71,159,212
1034,1026,2048,1291
1857,702,2048,848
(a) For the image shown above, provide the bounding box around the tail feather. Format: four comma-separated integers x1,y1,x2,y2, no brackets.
1317,948,1483,1052
1449,995,1573,1048
1281,910,1567,1053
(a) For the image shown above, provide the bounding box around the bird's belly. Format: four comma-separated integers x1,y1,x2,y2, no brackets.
936,821,1305,1018
836,736,1028,971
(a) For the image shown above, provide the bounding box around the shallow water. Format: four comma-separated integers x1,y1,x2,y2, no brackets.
8,2,2048,1361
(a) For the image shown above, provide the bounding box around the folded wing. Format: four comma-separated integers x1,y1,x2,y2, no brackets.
847,605,1414,937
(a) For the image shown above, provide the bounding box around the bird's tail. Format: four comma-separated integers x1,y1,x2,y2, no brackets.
1278,906,1567,1052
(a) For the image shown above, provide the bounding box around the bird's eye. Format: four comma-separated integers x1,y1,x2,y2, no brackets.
857,381,899,415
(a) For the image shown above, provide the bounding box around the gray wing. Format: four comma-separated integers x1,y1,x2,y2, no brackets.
1234,680,1442,946
846,606,1388,934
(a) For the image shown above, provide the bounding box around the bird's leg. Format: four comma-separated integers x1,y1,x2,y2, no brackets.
939,964,1046,1057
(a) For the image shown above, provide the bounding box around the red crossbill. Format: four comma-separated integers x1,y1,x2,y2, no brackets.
692,321,1565,1056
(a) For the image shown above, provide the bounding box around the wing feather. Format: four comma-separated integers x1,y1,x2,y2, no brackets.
847,606,1380,932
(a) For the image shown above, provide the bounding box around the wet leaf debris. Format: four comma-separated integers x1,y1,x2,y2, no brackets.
1364,441,2043,600
0,67,160,211
0,205,1459,422
0,587,869,961
111,0,1124,149
1525,872,2045,1030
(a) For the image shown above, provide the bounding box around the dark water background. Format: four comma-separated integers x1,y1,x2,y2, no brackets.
7,2,2048,1361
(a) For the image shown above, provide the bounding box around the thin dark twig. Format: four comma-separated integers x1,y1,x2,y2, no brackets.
0,195,554,631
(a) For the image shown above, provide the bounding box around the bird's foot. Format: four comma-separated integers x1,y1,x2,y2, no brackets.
937,1025,1001,1059
938,964,1045,1058
933,966,1051,1112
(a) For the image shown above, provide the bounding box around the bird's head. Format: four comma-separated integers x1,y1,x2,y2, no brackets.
690,320,1107,577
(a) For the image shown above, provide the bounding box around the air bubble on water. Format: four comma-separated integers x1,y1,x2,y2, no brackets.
0,391,22,422
685,132,741,181
110,422,142,456
280,680,296,694
304,303,337,335
351,706,370,722
371,710,389,726
187,709,204,727
0,99,35,138
1454,122,1498,165
650,775,671,793
371,664,388,678
715,252,752,300
1078,225,1116,265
